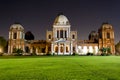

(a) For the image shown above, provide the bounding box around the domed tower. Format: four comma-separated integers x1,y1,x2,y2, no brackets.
52,14,71,40
46,13,77,55
98,23,115,54
88,31,99,43
8,23,25,53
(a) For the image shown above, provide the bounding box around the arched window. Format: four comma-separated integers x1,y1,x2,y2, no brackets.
13,32,17,39
107,33,110,39
57,30,59,38
55,46,58,52
48,35,51,39
73,47,75,51
60,30,63,38
25,46,30,53
66,46,68,52
72,35,75,39
65,30,67,38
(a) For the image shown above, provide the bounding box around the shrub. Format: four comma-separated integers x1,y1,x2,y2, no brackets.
53,53,55,56
46,52,51,56
87,53,94,56
115,53,120,56
101,53,111,56
0,52,3,56
72,52,79,56
30,53,36,56
101,53,106,56
13,53,21,56
72,53,75,56
106,53,111,56
91,53,94,56
13,48,23,56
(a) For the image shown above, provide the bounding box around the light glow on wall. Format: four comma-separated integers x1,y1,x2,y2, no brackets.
78,46,83,55
95,46,98,54
0,47,3,53
78,46,99,55
83,46,88,54
89,46,93,53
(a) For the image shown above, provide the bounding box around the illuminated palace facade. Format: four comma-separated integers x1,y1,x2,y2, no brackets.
8,14,115,55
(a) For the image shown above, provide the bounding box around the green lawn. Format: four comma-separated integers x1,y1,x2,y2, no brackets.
0,56,120,80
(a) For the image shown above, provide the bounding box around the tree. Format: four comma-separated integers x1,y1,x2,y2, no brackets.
25,31,34,40
100,47,111,56
0,36,7,53
115,41,120,55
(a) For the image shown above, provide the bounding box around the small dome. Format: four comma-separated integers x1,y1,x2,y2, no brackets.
54,14,70,25
10,23,24,30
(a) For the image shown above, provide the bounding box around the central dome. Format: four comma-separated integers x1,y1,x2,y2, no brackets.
54,14,70,25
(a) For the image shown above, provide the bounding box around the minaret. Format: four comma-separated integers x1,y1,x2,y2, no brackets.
8,23,25,53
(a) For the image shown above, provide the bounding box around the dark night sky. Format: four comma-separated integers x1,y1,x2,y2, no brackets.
0,0,120,43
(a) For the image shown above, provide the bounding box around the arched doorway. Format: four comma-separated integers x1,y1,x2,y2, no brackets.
25,46,30,53
55,46,58,53
60,44,64,53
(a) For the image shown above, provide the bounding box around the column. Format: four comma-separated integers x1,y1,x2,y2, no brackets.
57,30,58,38
69,45,70,54
67,29,68,38
11,46,13,53
70,42,73,55
55,29,57,38
45,45,48,53
20,32,23,39
105,32,106,39
58,43,60,55
76,45,78,53
36,48,38,54
54,28,55,38
12,32,13,39
8,45,10,53
64,43,66,55
30,48,33,53
51,43,54,54
23,33,25,39
59,30,60,38
23,45,25,53
17,31,19,39
102,32,104,39
63,30,65,39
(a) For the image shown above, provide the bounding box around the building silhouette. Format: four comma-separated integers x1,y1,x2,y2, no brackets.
8,14,115,55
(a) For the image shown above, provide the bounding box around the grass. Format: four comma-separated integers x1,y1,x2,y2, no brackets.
0,56,120,80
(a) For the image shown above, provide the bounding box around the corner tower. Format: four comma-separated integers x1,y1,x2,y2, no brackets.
98,23,115,54
8,23,25,53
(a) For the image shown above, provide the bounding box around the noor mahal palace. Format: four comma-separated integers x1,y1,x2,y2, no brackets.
8,14,115,55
